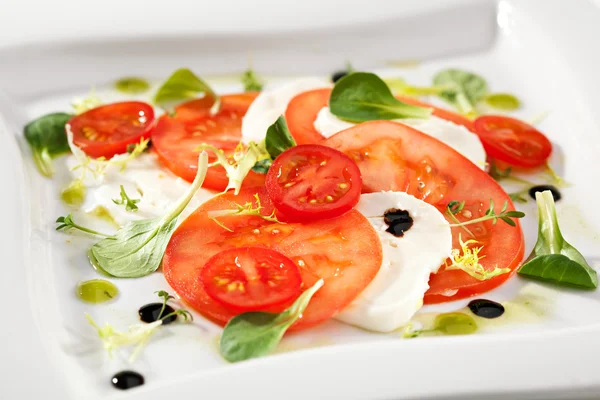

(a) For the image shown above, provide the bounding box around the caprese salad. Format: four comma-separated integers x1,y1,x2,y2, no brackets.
23,66,597,387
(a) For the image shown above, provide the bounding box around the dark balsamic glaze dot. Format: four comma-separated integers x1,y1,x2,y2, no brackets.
528,185,561,201
111,371,144,390
332,70,348,83
468,299,505,319
383,208,414,237
138,302,176,324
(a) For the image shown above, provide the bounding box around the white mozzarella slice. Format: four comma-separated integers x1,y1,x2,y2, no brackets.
241,77,332,144
335,191,452,332
67,153,214,227
314,107,487,169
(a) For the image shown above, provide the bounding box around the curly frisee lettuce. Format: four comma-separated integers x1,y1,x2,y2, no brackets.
209,193,282,232
86,290,192,362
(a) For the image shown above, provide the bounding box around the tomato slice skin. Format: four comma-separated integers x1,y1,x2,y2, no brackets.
285,89,476,144
68,101,155,158
163,187,382,331
152,93,265,191
474,115,552,168
323,121,524,303
200,246,302,312
266,144,362,222
395,95,475,132
285,88,331,144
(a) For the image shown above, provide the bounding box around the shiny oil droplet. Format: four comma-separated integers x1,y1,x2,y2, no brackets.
433,312,477,335
76,279,118,304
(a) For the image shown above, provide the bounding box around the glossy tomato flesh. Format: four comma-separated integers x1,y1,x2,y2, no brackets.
324,121,524,303
163,187,382,331
265,144,362,222
152,93,265,191
474,115,552,168
68,101,155,158
200,246,302,312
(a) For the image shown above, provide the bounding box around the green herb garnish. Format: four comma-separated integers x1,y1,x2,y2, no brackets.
484,93,521,111
24,112,73,177
87,152,209,278
264,115,296,159
115,77,150,94
329,72,432,122
241,69,264,92
518,191,597,289
56,213,111,237
209,193,281,232
251,159,272,174
447,199,525,231
112,185,140,212
154,68,220,114
489,160,535,186
220,279,323,362
433,69,487,115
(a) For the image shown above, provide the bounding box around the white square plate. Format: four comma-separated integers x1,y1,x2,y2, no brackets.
2,0,600,399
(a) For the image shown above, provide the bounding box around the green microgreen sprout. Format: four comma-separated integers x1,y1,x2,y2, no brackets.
241,68,264,92
112,185,140,212
447,199,525,228
55,213,111,237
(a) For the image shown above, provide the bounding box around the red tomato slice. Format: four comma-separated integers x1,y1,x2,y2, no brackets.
324,121,524,303
285,89,476,144
163,187,382,331
67,101,155,158
285,88,331,144
265,144,362,222
200,246,302,312
474,115,552,168
152,93,265,191
396,95,476,132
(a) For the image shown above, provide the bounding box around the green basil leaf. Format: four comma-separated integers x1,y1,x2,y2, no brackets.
115,77,150,94
484,93,521,111
518,190,597,289
433,69,487,114
24,112,73,177
220,279,323,362
265,116,296,159
251,159,272,174
89,152,209,278
329,72,432,122
518,255,597,289
153,68,219,112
